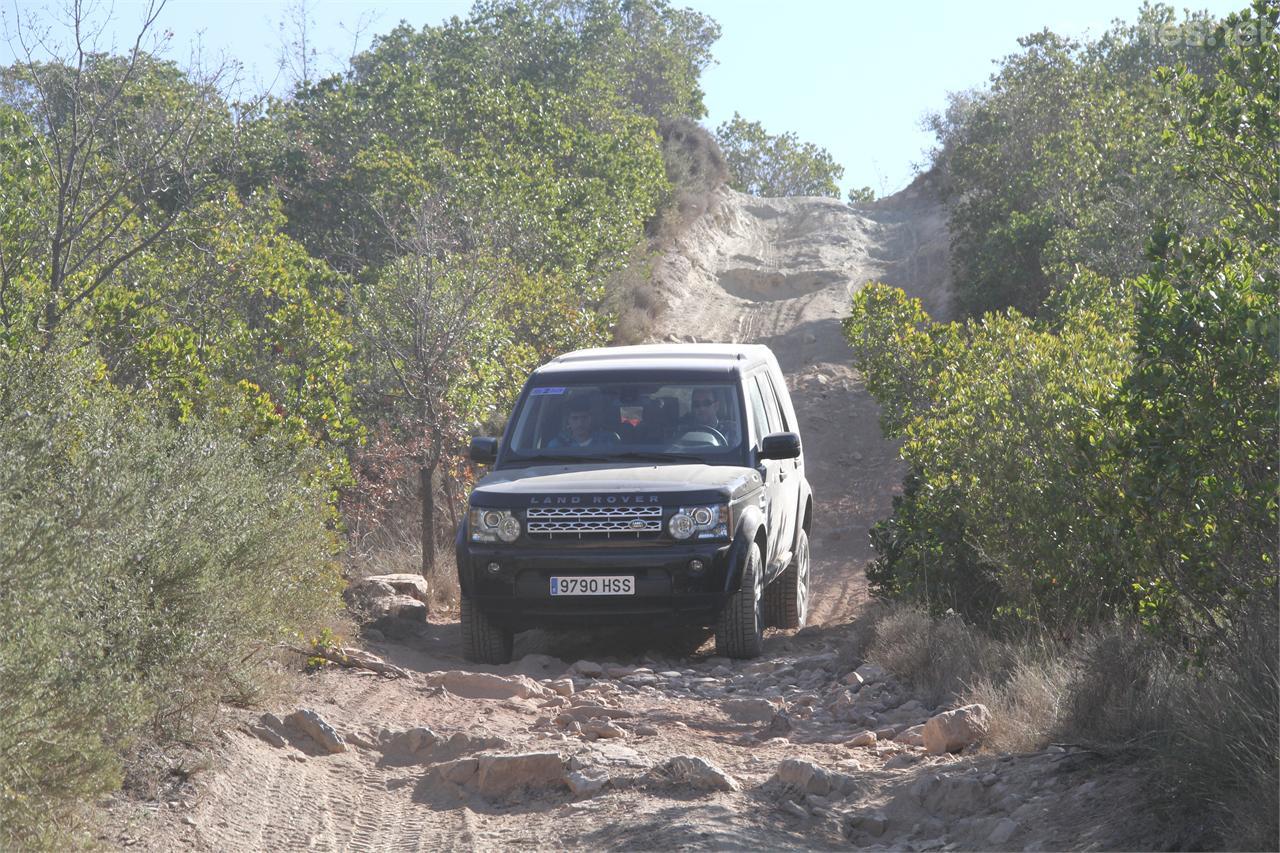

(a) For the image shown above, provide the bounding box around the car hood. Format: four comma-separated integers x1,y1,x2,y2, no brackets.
471,463,762,508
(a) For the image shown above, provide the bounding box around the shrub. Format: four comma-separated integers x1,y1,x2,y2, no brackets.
862,605,1011,707
0,345,341,848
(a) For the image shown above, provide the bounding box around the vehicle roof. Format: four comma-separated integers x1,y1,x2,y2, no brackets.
533,343,777,377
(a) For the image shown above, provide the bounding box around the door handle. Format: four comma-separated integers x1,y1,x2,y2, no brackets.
779,471,788,482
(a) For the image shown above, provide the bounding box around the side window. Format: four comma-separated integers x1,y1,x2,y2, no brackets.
756,374,782,435
746,377,769,445
762,371,791,431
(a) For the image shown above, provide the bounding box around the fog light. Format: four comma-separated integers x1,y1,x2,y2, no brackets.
688,559,705,574
486,561,501,575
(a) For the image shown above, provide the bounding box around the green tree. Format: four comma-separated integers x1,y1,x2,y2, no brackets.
715,112,844,197
845,278,1136,630
926,6,1233,317
1,6,236,345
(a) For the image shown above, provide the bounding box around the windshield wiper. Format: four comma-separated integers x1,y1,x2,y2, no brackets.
608,451,705,463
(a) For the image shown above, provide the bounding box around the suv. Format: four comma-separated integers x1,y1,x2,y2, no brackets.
457,343,813,663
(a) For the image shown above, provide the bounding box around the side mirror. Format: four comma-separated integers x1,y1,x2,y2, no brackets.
759,431,801,460
469,436,498,465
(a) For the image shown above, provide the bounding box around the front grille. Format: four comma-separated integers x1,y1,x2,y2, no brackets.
526,505,663,537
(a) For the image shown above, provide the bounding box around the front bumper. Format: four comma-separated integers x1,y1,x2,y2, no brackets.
457,539,736,631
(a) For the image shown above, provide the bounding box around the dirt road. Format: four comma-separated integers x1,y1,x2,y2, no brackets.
110,182,1135,852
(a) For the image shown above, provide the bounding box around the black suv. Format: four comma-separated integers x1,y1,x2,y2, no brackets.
457,344,813,663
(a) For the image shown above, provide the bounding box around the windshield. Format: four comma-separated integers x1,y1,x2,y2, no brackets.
506,381,745,461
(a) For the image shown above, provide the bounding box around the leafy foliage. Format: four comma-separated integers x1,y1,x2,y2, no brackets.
924,4,1268,317
715,112,844,197
0,345,340,848
0,0,726,841
851,1,1279,651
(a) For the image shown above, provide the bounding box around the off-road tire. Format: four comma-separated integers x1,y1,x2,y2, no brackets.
765,529,810,629
461,595,514,664
715,542,764,658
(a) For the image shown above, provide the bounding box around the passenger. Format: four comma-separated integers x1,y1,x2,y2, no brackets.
547,399,619,449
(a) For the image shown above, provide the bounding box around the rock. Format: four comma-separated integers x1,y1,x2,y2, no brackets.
774,759,835,796
922,704,992,755
427,671,548,700
634,723,659,736
920,774,987,816
581,720,626,740
848,813,888,837
894,724,926,747
547,679,575,697
460,752,567,798
793,652,837,672
782,800,810,820
571,660,604,678
566,768,609,796
392,726,439,753
371,593,427,622
760,710,794,737
847,730,877,748
247,722,286,748
657,755,740,792
361,573,430,602
284,709,346,754
721,697,779,723
622,673,659,687
854,663,888,684
379,727,508,764
981,772,1000,787
345,578,394,608
554,704,634,724
988,817,1019,845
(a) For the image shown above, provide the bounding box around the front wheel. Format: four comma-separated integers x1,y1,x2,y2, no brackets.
460,595,513,664
715,542,764,659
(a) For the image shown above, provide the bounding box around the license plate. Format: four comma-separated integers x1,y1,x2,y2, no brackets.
550,576,635,596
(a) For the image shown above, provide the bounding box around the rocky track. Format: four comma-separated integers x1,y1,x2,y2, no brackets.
107,182,1143,852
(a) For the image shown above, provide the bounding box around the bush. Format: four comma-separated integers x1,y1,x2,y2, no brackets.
861,605,1011,707
859,602,1278,848
0,346,342,849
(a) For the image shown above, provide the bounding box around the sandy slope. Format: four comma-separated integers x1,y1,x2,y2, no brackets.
650,180,950,626
105,181,1161,852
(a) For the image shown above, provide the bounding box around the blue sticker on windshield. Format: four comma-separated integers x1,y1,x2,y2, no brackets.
531,387,566,396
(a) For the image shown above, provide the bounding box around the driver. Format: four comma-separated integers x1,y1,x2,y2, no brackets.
681,389,740,446
547,399,619,448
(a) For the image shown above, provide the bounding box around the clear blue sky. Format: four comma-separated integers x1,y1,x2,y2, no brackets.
3,0,1244,195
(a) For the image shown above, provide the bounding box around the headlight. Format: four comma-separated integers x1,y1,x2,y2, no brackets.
668,504,730,540
471,508,521,543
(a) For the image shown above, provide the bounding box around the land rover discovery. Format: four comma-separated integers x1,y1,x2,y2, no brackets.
457,343,813,663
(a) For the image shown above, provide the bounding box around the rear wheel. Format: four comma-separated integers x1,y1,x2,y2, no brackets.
715,542,764,658
460,595,513,664
765,529,810,629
